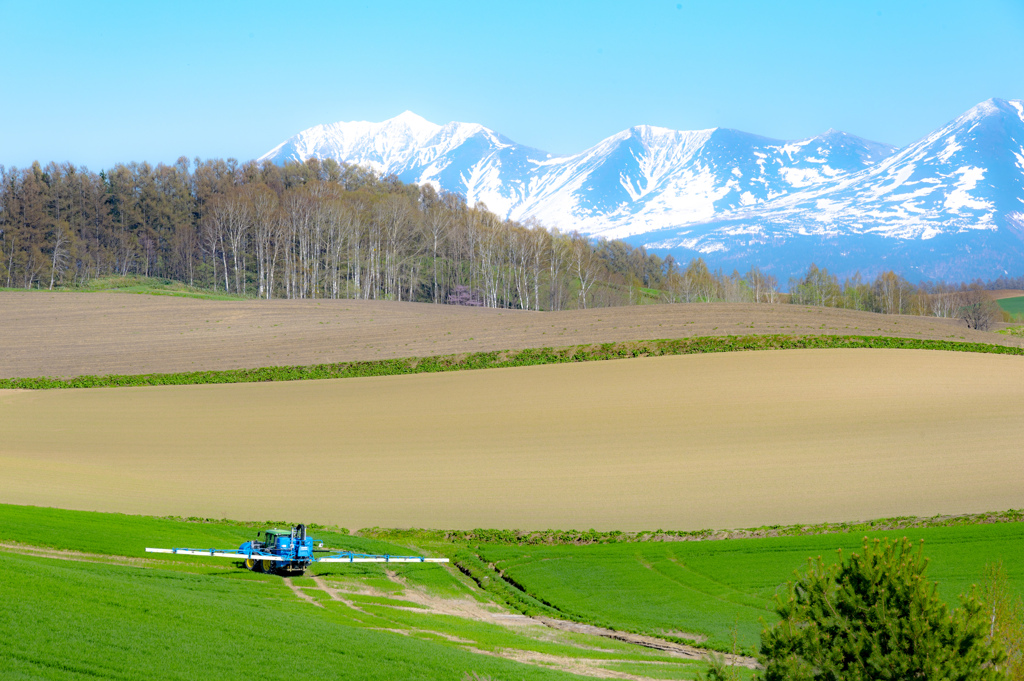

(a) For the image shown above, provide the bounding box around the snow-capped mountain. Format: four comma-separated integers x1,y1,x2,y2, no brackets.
637,98,1024,280
261,99,1024,280
259,112,894,238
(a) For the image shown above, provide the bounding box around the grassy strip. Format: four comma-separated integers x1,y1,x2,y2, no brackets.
2,275,248,300
361,509,1024,547
4,334,1024,389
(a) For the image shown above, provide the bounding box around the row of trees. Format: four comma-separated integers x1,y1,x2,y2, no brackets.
788,263,1005,328
0,157,689,310
0,157,1013,322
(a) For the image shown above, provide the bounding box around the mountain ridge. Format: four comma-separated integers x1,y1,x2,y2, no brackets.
260,99,1024,280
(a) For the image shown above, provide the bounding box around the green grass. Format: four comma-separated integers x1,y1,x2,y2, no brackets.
473,522,1024,654
0,552,583,681
997,295,1024,324
0,504,409,562
5,503,1022,677
996,295,1024,319
3,333,1023,387
2,275,249,300
0,504,737,679
597,661,756,680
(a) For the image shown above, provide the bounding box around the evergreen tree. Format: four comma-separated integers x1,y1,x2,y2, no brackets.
760,537,1005,680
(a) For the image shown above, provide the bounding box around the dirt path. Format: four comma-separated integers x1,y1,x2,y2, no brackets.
282,577,323,607
0,541,150,568
310,575,368,613
381,569,538,625
535,617,759,669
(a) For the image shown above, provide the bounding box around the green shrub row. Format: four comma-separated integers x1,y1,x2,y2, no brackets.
4,334,1023,390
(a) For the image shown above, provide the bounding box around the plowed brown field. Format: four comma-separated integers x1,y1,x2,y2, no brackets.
1,292,1019,378
2,349,1022,530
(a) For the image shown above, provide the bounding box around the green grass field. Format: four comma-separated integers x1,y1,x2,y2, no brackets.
997,296,1024,320
4,503,1021,678
0,505,737,680
0,275,248,300
472,522,1024,654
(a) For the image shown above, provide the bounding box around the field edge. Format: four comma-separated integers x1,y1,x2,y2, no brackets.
4,333,1023,388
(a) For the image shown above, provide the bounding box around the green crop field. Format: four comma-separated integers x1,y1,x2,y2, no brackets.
6,504,1022,679
0,505,746,680
997,295,1024,319
469,522,1024,654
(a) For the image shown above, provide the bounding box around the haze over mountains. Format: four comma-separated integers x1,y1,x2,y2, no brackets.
261,99,1024,281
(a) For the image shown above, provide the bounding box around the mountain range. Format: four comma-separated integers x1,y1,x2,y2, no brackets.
260,99,1024,281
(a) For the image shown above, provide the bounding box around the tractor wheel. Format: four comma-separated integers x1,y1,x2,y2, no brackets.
259,560,272,574
245,558,257,571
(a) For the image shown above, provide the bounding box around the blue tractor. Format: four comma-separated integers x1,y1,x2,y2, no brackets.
146,524,448,574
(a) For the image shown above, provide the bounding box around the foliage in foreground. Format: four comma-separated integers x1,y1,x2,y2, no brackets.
982,562,1024,680
760,537,1004,680
3,333,1022,388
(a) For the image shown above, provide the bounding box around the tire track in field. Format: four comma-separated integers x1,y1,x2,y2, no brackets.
282,577,323,607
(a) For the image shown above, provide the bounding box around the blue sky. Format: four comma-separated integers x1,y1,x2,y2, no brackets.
1,0,1022,169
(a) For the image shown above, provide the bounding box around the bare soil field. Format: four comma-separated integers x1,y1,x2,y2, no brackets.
2,349,1022,530
988,289,1024,300
1,292,1019,378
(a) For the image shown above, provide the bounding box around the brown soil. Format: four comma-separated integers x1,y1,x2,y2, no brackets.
282,577,323,607
988,289,1024,300
533,617,758,668
2,349,1022,531
1,291,1018,378
313,571,756,676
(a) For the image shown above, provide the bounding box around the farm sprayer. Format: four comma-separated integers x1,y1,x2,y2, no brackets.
146,524,448,575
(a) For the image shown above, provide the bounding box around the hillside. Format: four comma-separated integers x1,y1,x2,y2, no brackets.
4,346,1024,530
3,292,1019,379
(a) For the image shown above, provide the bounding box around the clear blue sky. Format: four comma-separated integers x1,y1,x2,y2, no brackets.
2,0,1022,169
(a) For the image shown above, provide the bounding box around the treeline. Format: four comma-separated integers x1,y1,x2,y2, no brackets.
0,156,687,309
0,157,1016,319
786,263,1003,322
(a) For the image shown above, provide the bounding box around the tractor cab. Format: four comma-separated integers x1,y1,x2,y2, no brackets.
242,525,316,571
260,529,293,553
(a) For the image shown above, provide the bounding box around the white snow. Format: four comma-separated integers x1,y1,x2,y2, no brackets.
1011,100,1024,123
780,167,826,188
943,166,990,211
258,99,1020,251
936,136,961,163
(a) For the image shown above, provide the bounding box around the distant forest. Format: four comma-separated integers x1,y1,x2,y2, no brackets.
1,157,1020,315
